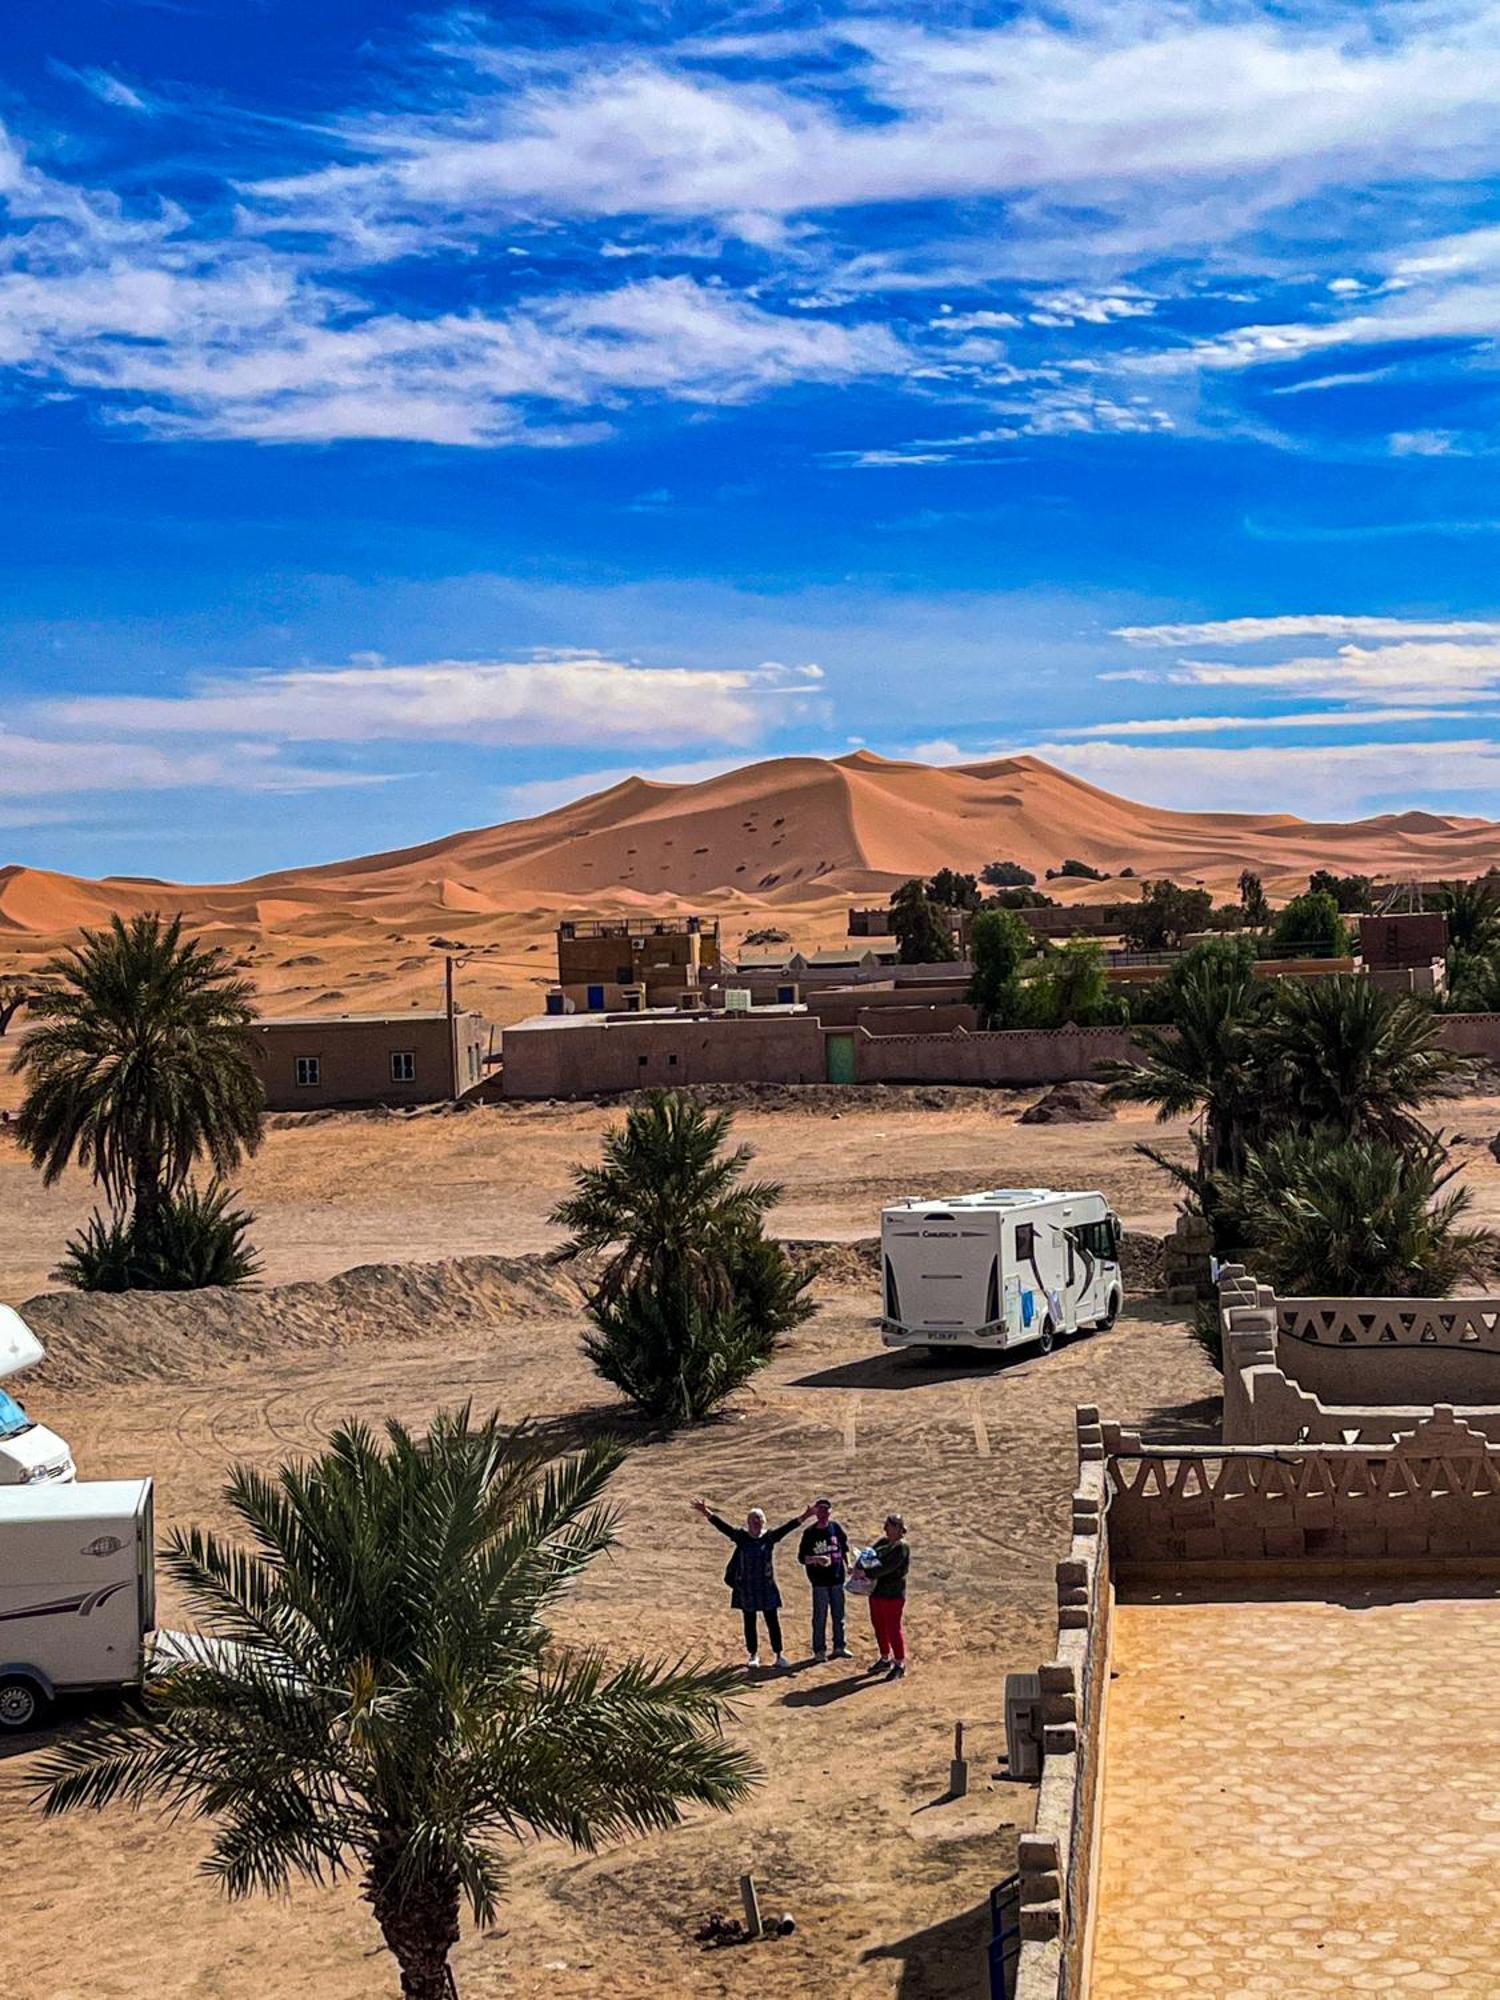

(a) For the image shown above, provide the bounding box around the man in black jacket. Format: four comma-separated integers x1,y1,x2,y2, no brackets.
797,1497,852,1662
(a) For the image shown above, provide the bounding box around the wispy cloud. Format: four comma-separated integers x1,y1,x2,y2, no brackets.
44,653,828,747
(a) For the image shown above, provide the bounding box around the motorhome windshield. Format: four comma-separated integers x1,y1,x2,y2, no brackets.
0,1388,33,1439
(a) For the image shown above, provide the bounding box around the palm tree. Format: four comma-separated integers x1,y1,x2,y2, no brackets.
1439,877,1500,956
551,1090,784,1311
34,1409,755,2000
1099,943,1265,1178
1255,976,1467,1146
12,912,262,1237
1228,1128,1498,1297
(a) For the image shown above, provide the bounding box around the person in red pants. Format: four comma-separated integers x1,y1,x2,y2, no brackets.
865,1513,910,1681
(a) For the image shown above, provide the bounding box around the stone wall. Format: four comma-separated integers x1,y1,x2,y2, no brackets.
1105,1405,1500,1566
1016,1408,1114,2000
1220,1268,1500,1445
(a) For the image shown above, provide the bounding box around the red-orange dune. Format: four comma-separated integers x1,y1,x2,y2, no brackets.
2,752,1496,1026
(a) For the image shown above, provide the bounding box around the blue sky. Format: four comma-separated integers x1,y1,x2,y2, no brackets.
8,1,1500,877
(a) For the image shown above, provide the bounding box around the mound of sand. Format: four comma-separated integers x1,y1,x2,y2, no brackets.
1018,1081,1117,1125
24,1254,585,1390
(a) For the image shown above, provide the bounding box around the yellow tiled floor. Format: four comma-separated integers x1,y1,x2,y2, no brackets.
1090,1583,1500,1997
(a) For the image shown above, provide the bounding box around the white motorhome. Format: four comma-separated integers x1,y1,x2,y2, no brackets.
0,1304,75,1486
0,1479,155,1729
881,1187,1122,1355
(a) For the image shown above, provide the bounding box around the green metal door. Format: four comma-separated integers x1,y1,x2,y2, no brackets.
825,1033,856,1084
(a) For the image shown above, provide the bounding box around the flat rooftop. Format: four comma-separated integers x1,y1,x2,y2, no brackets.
1090,1580,1500,1997
255,1011,480,1028
507,1005,809,1033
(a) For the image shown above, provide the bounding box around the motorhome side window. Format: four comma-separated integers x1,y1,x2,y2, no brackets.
1072,1219,1117,1259
1014,1223,1035,1259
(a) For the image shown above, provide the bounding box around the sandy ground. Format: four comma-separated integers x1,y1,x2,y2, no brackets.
1,1274,1219,2000
0,1093,1203,1302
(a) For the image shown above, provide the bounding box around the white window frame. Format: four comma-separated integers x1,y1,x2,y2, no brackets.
295,1055,321,1088
390,1050,417,1084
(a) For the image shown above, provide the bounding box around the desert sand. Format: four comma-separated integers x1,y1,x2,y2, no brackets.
0,1096,1227,2000
4,751,1498,1035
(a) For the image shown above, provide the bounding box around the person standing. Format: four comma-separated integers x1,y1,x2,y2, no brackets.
865,1513,910,1681
693,1497,811,1669
797,1497,852,1662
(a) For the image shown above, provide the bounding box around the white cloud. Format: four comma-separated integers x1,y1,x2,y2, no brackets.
45,653,829,748
1024,737,1500,815
1051,706,1489,738
247,11,1500,256
1113,615,1500,647
0,728,378,800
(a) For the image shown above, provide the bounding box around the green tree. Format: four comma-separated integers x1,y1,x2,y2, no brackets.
1237,871,1270,925
1025,938,1111,1027
1268,889,1349,958
552,1093,813,1422
1099,937,1265,1182
34,1410,755,2000
1308,869,1374,914
967,906,1035,1028
888,879,956,963
1439,877,1500,955
924,869,981,911
980,859,1036,889
1119,880,1214,952
552,1092,782,1311
988,886,1056,910
1225,1130,1497,1296
1049,858,1106,881
13,913,262,1243
1255,976,1468,1147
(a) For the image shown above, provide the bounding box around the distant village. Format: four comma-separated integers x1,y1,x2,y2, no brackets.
237,863,1491,1109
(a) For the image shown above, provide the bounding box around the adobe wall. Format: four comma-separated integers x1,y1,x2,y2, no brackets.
254,1013,480,1110
806,984,971,1027
1435,1012,1500,1057
855,1025,1137,1086
1104,1406,1500,1568
499,1013,826,1098
1220,1271,1500,1445
1016,1408,1114,2000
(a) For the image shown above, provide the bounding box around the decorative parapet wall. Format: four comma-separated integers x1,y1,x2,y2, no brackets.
1220,1266,1500,1445
1105,1404,1500,1568
1013,1401,1500,2000
1015,1406,1112,2000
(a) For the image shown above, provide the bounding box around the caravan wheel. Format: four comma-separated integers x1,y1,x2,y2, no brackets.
0,1675,46,1731
1037,1318,1055,1356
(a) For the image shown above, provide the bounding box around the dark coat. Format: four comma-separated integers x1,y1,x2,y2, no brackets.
706,1511,802,1612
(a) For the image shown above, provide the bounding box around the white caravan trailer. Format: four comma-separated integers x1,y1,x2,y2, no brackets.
0,1479,154,1729
0,1303,75,1486
881,1187,1122,1354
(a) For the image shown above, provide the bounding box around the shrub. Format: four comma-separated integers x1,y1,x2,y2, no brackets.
60,1181,261,1292
980,859,1036,888
1267,889,1349,958
584,1233,813,1427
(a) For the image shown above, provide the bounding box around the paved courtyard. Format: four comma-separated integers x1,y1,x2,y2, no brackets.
1090,1581,1500,1997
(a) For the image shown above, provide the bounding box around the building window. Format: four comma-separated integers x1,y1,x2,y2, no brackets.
668,1053,678,1066
391,1051,416,1083
295,1056,321,1088
638,1053,648,1067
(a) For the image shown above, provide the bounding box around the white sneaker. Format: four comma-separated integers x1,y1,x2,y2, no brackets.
774,1653,791,1670
745,1655,761,1669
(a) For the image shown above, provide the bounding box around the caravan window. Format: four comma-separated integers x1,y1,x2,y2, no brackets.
1013,1223,1035,1260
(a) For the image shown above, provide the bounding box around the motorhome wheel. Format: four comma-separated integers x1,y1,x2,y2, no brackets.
1097,1292,1121,1331
0,1674,45,1731
1037,1318,1055,1355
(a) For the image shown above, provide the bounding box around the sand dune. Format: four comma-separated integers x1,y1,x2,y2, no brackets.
3,751,1498,1029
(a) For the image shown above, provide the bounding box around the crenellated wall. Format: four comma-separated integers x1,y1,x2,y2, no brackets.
1012,1401,1500,2000
1220,1267,1500,1444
